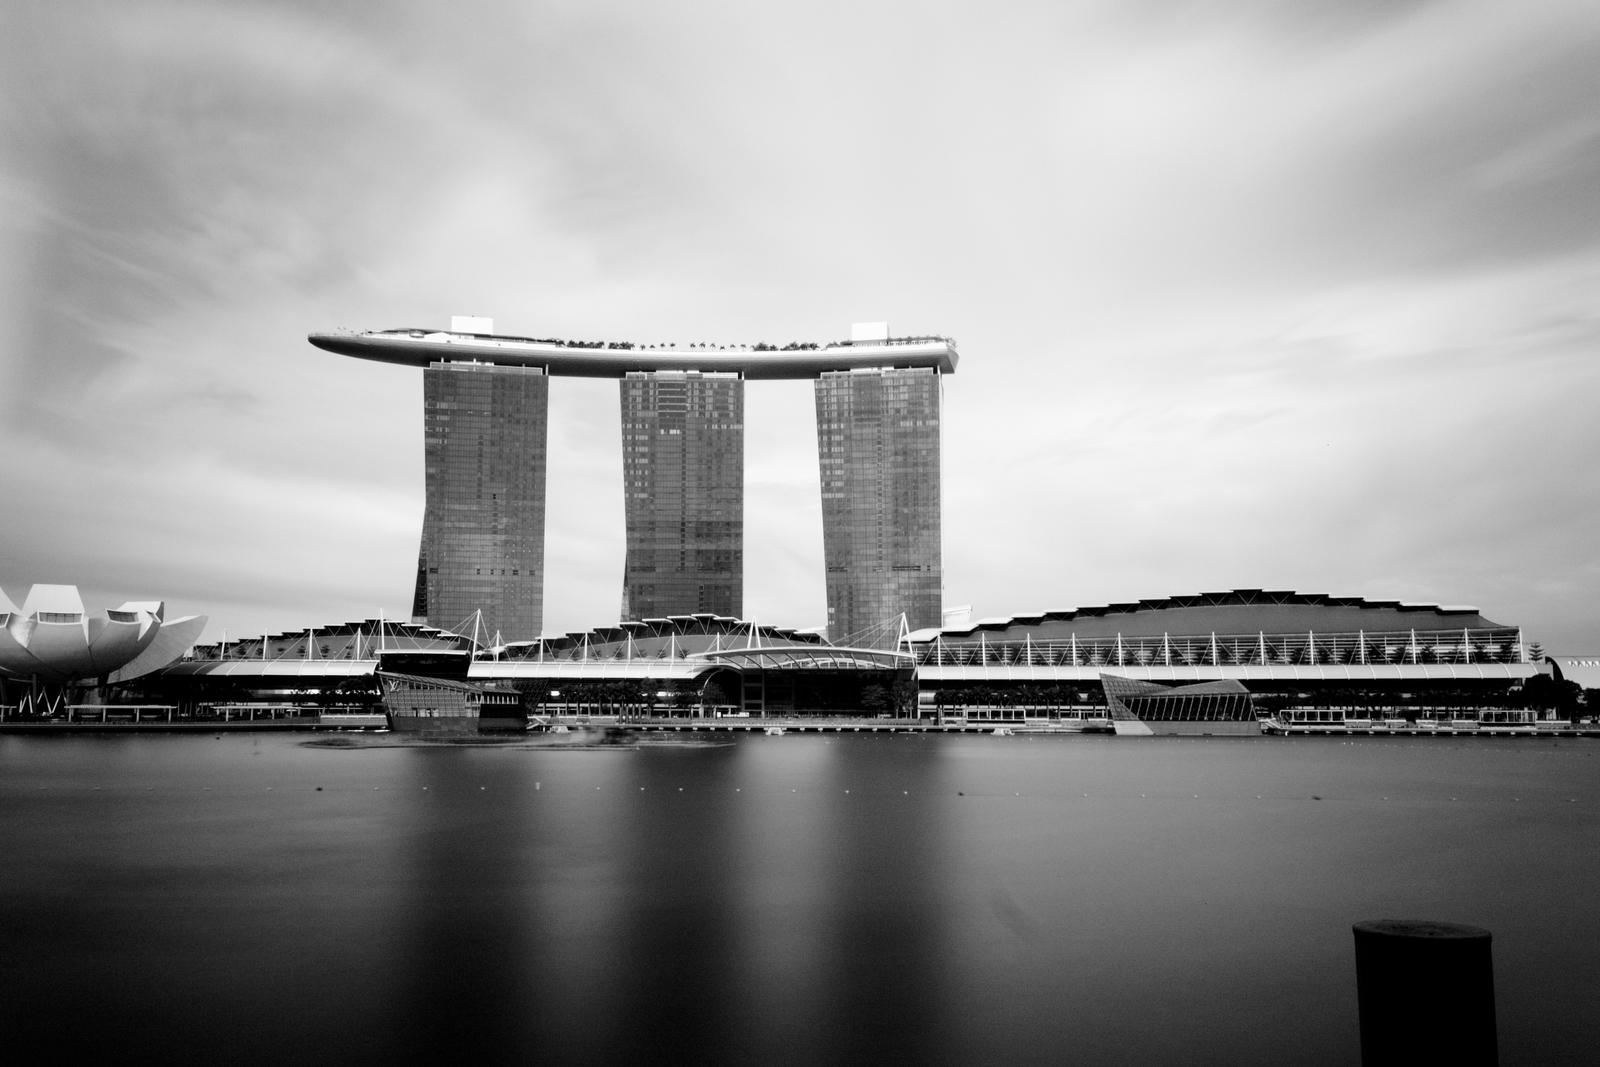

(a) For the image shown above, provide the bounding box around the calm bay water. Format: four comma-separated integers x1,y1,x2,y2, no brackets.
2,732,1596,1065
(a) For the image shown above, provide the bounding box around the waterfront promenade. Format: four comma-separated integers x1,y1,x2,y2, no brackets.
5,708,1598,737
0,712,1087,735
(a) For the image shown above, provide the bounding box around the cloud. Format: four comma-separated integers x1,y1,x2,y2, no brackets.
3,0,1598,650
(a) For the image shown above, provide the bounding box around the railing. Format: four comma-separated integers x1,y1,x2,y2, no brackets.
65,705,178,723
0,704,381,726
913,628,1525,669
373,329,955,355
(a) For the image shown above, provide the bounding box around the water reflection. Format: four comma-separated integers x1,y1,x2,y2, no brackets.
385,748,547,1061
1,734,1597,1065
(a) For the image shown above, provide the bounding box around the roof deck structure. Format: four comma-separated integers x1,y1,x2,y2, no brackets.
308,328,958,379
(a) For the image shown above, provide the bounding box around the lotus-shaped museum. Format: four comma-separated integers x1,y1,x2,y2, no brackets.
0,584,207,686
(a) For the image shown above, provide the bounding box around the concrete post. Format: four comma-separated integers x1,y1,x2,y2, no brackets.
1353,919,1496,1066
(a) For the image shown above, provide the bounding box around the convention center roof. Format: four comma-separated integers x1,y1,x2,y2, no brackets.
907,590,1511,643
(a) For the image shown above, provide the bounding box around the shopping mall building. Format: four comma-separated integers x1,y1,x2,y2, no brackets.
90,588,1535,725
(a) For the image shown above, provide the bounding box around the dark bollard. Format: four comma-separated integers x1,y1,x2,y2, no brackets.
1353,919,1497,1066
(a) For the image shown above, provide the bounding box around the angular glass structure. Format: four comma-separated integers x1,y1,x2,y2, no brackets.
815,367,942,647
620,371,743,620
414,362,547,642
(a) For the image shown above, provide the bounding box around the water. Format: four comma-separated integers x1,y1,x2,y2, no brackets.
2,732,1596,1065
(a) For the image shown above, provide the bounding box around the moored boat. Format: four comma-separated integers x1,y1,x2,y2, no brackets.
1263,709,1348,735
1477,709,1536,735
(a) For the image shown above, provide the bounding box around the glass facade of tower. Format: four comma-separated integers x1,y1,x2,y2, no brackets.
815,367,942,648
620,371,743,620
413,362,547,642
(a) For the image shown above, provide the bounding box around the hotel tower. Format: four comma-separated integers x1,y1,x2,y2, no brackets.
412,361,547,641
815,365,942,645
311,319,956,647
620,371,744,620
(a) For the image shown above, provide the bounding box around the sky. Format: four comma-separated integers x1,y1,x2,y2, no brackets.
3,0,1598,651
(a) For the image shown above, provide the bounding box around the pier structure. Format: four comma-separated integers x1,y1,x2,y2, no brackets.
311,320,957,645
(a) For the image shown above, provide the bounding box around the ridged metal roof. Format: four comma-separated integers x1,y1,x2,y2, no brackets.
908,589,1503,642
495,616,826,661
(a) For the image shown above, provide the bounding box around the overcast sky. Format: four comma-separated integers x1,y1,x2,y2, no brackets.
3,0,1598,651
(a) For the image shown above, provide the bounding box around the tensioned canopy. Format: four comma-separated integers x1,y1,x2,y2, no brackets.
693,646,912,671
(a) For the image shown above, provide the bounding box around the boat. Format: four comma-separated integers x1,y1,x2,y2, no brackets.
1262,709,1348,735
1476,710,1537,735
992,727,1014,736
765,726,786,736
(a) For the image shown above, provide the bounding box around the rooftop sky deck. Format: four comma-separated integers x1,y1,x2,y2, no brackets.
308,328,958,379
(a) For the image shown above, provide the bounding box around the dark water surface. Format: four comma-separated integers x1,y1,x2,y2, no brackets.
3,732,1596,1065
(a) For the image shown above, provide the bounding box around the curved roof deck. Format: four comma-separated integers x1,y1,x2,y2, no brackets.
309,328,957,379
490,614,826,662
